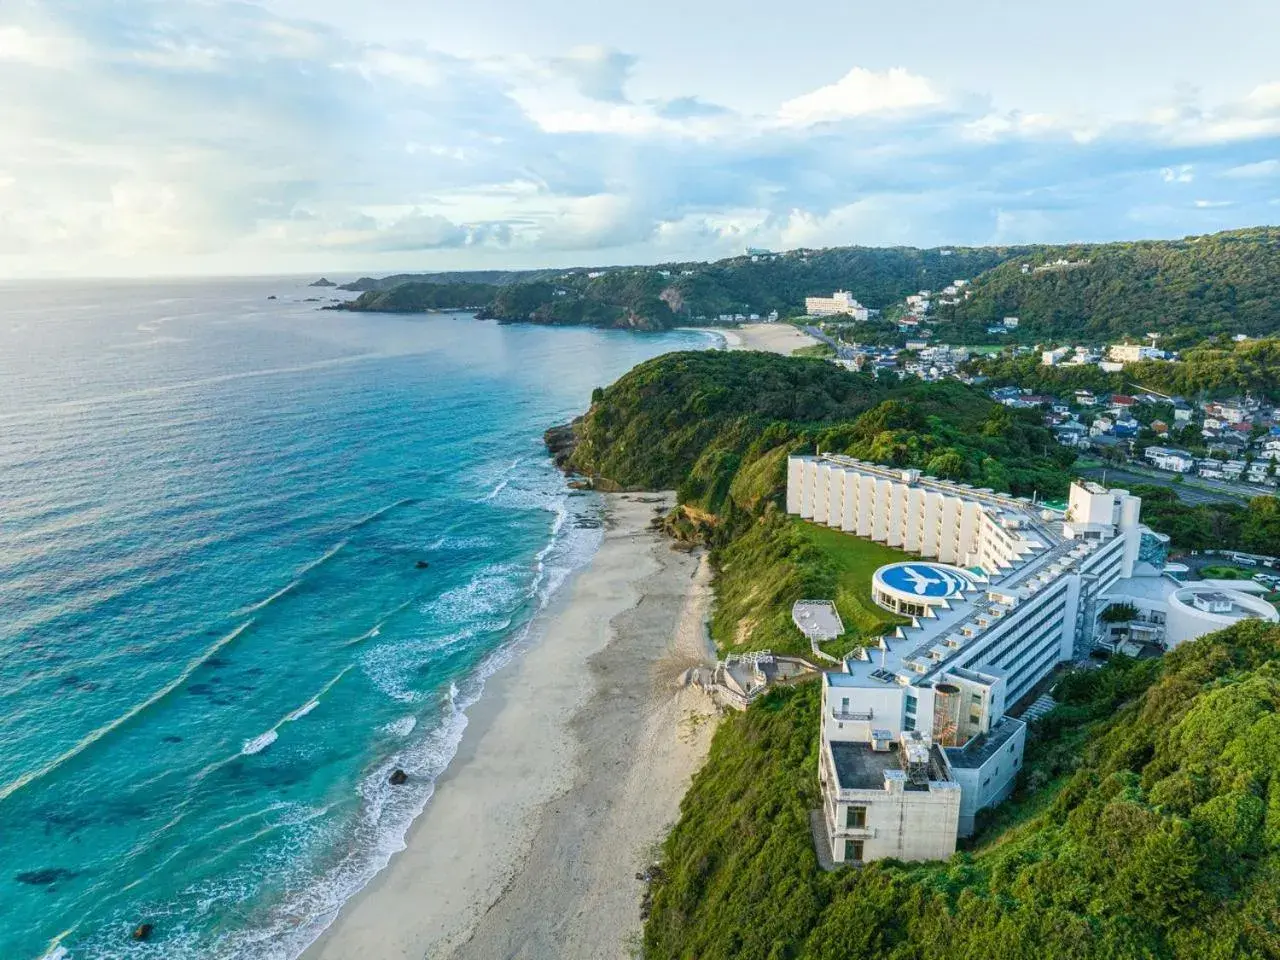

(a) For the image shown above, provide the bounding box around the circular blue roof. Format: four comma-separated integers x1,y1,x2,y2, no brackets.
875,562,972,600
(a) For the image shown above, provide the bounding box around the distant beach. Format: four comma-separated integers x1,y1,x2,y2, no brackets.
303,492,719,960
693,321,820,355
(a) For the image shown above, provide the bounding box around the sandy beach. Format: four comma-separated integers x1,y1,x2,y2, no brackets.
304,492,719,960
717,322,820,354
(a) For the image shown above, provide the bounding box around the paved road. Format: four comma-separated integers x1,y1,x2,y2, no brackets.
801,325,856,359
1079,465,1256,506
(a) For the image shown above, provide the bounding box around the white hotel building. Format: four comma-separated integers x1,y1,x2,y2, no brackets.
804,290,869,321
789,456,1158,865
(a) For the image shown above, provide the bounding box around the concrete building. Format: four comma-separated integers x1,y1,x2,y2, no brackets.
1041,347,1070,366
1108,343,1164,363
789,459,1159,862
1096,578,1278,652
806,290,869,321
789,456,1279,865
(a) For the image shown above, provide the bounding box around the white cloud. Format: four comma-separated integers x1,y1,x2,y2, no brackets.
540,45,636,102
0,24,79,67
777,67,941,126
1223,159,1280,179
1,1,1279,277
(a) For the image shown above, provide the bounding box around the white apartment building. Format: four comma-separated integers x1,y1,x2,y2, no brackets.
1041,347,1070,366
805,290,869,321
789,457,1164,864
1108,343,1164,363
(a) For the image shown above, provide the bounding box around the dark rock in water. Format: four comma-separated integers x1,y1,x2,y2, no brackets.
543,422,579,471
16,868,74,886
415,560,430,570
309,277,337,287
267,295,277,300
389,768,408,786
161,735,183,744
132,923,154,942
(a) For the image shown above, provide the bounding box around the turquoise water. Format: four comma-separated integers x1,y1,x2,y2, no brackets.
0,278,711,960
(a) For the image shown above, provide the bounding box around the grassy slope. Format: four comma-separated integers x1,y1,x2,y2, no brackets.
645,620,1280,960
710,516,909,659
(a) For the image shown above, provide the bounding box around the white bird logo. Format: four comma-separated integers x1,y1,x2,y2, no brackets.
902,565,944,595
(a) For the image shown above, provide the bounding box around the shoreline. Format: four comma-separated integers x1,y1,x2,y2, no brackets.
302,492,719,960
683,322,819,355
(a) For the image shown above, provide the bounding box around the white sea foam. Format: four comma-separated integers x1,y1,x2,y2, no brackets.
0,620,256,803
237,540,348,616
285,700,319,722
114,448,605,960
382,716,417,737
240,730,278,756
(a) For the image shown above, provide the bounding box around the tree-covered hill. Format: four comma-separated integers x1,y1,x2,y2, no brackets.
942,227,1280,343
332,281,496,312
559,351,1074,658
330,227,1280,337
334,245,1021,329
964,336,1280,402
565,351,1074,512
644,619,1280,959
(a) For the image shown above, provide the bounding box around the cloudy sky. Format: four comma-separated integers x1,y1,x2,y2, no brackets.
2,0,1279,277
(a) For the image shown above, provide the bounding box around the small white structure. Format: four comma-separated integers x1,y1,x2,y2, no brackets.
1166,586,1278,648
793,600,845,640
819,722,962,864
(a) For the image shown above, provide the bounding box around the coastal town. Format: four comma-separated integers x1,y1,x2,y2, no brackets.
786,286,1280,494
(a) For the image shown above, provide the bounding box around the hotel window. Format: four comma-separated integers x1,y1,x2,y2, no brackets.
846,805,867,829
905,695,917,716
904,715,916,731
846,839,864,862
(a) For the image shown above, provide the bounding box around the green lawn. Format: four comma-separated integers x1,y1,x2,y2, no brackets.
791,342,836,359
710,515,910,660
1200,564,1255,580
799,522,911,657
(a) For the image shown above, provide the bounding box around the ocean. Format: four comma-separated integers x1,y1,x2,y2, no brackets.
0,277,712,959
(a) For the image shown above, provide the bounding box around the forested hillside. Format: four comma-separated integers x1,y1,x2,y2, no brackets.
943,227,1280,343
964,336,1280,401
336,245,1018,329
333,228,1280,338
644,619,1280,959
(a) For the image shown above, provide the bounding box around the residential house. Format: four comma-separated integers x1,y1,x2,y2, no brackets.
1055,422,1089,447
1109,395,1138,417
1145,447,1196,473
